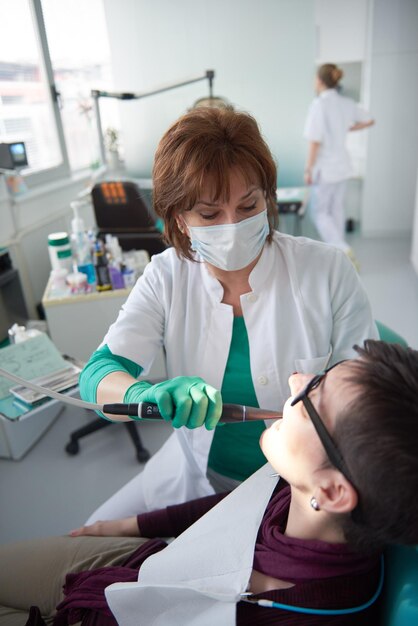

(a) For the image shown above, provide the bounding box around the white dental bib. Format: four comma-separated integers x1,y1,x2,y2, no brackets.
105,463,279,625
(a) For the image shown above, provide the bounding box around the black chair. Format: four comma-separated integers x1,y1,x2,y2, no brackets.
91,180,166,254
65,416,150,463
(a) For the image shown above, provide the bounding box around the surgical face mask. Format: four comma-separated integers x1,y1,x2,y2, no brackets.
187,209,269,271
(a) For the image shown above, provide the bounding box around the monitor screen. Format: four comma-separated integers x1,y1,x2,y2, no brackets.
10,142,28,166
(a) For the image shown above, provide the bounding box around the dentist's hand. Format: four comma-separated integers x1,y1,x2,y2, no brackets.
124,376,222,430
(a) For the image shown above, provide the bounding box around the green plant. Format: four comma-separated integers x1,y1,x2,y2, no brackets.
104,127,120,153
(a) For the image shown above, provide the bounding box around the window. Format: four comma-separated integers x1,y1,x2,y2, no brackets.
0,0,63,178
0,0,118,186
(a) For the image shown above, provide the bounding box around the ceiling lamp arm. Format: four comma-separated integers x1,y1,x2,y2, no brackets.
92,69,215,165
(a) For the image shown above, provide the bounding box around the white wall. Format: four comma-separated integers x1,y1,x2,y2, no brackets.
316,0,369,63
103,0,315,187
362,0,418,236
411,165,418,275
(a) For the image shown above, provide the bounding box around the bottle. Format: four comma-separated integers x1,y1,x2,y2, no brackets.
105,234,125,290
70,202,96,286
108,256,125,290
134,249,150,276
47,232,73,273
121,260,136,288
49,267,70,296
67,270,88,295
93,240,112,291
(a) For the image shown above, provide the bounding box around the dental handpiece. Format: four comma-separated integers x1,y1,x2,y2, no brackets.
111,402,282,423
0,367,282,423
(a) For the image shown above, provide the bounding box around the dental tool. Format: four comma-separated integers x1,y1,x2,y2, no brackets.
136,401,281,423
0,367,282,423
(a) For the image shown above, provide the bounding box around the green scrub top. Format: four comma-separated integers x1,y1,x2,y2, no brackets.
207,316,267,482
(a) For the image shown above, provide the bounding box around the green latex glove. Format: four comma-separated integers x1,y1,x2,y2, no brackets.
124,376,222,430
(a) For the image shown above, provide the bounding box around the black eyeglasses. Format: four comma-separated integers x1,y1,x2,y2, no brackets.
290,360,355,485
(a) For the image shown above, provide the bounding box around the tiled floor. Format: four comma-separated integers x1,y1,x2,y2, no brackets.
1,234,417,544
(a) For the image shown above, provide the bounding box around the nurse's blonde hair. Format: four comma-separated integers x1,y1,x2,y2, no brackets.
152,107,278,260
317,63,344,89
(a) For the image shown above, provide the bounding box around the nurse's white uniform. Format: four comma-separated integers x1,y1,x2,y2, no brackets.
86,231,377,523
304,89,372,251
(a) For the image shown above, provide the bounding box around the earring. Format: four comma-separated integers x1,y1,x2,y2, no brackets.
310,496,320,511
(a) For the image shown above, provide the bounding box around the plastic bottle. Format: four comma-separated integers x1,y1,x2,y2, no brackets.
67,270,88,295
47,232,73,272
134,249,150,276
108,256,125,290
49,268,70,296
70,202,96,285
121,260,136,288
93,240,112,291
105,234,125,290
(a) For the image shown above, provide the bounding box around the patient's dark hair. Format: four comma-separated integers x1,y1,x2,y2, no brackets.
334,340,418,552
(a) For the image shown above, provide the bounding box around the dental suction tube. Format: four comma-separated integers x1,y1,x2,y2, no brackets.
0,367,282,423
0,366,102,411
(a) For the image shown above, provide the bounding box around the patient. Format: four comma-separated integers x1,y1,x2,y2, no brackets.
0,340,417,625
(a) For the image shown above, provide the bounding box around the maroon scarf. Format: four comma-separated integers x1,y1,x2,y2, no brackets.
254,486,379,582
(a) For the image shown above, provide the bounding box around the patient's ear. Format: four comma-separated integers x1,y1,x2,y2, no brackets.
314,472,358,515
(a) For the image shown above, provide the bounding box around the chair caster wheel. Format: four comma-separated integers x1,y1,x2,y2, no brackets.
136,449,150,463
65,440,80,455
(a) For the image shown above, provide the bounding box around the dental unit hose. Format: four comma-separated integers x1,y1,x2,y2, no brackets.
0,367,282,423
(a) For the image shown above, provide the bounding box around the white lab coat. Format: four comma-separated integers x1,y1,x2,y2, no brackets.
304,89,371,183
94,232,377,517
105,463,279,626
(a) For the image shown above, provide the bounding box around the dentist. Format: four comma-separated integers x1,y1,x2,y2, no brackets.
80,106,378,522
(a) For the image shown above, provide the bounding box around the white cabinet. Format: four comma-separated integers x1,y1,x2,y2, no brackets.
42,282,166,378
315,0,370,63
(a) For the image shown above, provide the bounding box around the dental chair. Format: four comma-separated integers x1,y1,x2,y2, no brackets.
381,545,418,626
375,321,408,347
374,322,418,625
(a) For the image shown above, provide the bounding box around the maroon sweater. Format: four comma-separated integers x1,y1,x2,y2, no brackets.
30,482,381,626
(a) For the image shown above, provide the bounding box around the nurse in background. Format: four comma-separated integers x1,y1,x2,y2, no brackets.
304,63,374,262
79,106,378,524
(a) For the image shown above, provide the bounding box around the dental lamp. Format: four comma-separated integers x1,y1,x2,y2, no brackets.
91,69,222,166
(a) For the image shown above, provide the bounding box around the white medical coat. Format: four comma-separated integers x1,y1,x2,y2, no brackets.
304,89,371,183
104,232,377,511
